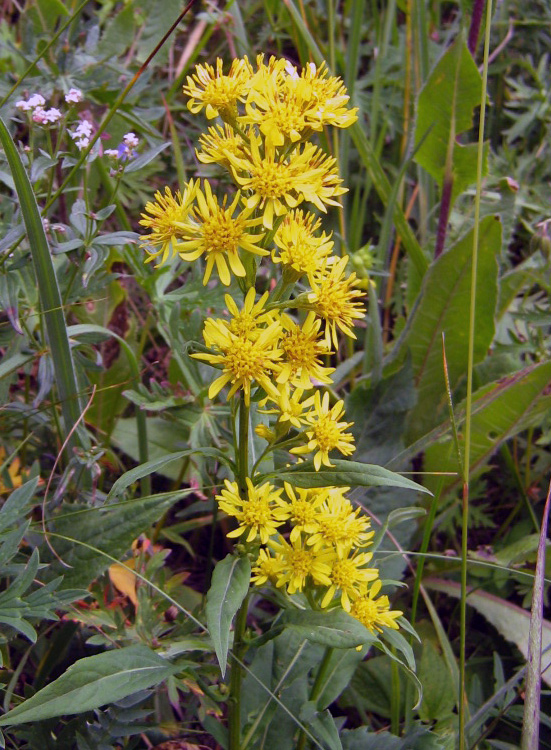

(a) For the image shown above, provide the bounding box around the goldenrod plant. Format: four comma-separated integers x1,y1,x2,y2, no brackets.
139,54,412,748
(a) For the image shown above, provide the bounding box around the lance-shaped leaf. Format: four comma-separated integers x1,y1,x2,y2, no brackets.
281,609,377,649
206,554,251,677
414,34,488,204
0,645,179,725
389,215,501,442
260,459,430,495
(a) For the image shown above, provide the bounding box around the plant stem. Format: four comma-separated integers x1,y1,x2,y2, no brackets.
238,392,249,493
228,589,250,749
296,646,335,750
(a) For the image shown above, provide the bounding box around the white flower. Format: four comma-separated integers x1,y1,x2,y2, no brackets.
70,119,94,149
104,148,120,158
65,88,83,104
122,131,139,148
27,94,46,109
33,107,62,124
16,100,32,111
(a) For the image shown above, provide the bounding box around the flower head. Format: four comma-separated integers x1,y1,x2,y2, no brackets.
183,57,253,121
277,311,334,388
308,255,365,348
217,478,285,544
139,182,198,267
275,483,327,542
268,535,333,595
226,133,346,229
193,311,282,405
65,88,83,104
272,209,334,281
291,390,355,469
175,180,267,285
307,487,374,555
251,547,281,586
350,579,403,633
321,549,379,611
197,123,247,167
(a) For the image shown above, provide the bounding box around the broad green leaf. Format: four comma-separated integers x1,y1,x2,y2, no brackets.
107,449,232,500
389,215,501,442
418,640,456,722
0,119,87,452
261,459,430,494
0,645,179,725
414,35,488,203
281,609,377,649
299,701,343,750
47,491,185,588
205,554,251,677
341,726,445,749
0,352,34,381
424,578,551,687
423,361,551,494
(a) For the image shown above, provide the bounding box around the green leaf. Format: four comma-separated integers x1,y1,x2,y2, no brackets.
205,554,251,678
414,35,488,203
418,639,456,722
0,118,87,452
0,478,39,532
389,215,501,442
0,645,179,726
261,459,430,495
299,701,343,750
47,492,185,588
281,609,377,649
423,361,551,494
424,578,551,687
107,449,233,500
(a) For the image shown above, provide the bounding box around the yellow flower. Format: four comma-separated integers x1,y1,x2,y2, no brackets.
275,483,327,542
272,209,334,281
224,288,278,339
196,123,247,167
193,305,282,405
321,549,379,611
295,61,358,131
350,579,403,634
251,547,280,586
139,182,197,267
268,535,333,595
259,384,309,430
307,487,374,555
291,390,355,470
242,60,357,147
174,180,267,286
183,57,252,121
276,312,334,389
308,255,365,348
216,478,285,544
225,132,346,229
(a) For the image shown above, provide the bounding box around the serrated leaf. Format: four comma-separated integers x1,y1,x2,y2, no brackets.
47,491,185,587
260,459,430,494
0,645,179,725
205,554,250,677
281,609,377,649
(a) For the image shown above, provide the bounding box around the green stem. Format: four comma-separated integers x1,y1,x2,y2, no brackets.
296,646,335,749
228,590,250,749
238,392,250,491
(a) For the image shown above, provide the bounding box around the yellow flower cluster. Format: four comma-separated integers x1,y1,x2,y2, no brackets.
140,55,401,633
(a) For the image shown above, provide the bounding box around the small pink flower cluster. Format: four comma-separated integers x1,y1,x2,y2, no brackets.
16,88,84,128
104,131,140,161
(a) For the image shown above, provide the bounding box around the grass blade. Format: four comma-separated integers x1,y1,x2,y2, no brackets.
0,118,88,453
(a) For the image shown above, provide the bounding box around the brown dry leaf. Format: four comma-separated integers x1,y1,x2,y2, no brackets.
108,561,138,607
